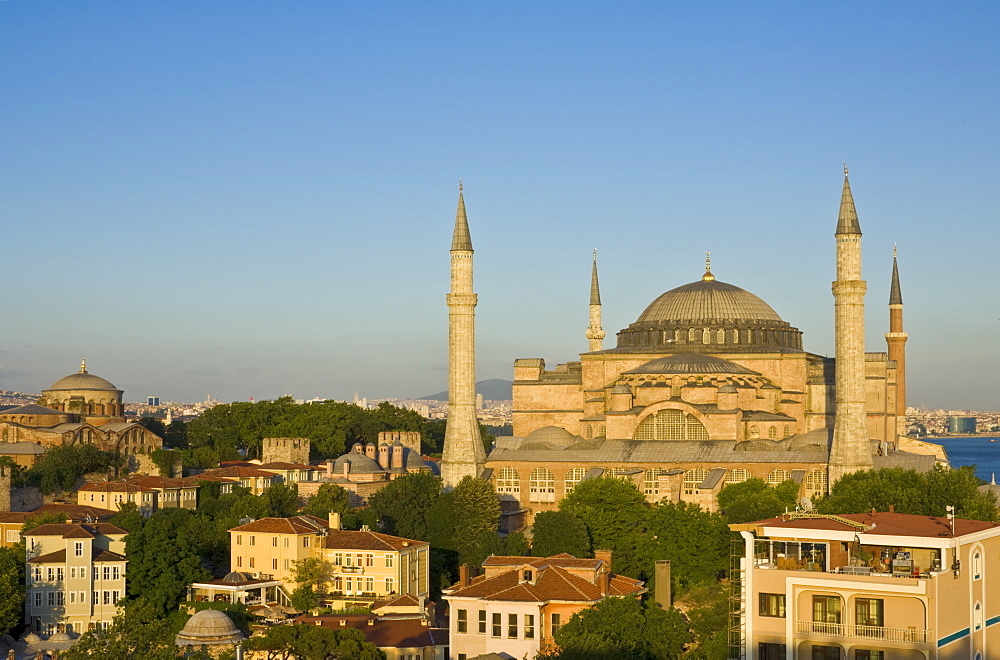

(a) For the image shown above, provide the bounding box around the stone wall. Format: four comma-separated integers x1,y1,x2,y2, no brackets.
262,437,310,464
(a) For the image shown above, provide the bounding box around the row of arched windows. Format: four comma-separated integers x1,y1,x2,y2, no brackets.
748,425,792,440
493,466,829,499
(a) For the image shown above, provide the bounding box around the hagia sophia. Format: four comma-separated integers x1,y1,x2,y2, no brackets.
439,170,947,521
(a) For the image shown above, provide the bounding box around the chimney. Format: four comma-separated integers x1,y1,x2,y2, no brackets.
594,549,612,567
326,460,334,478
459,563,470,588
365,444,376,460
600,569,611,597
654,560,672,609
871,508,877,515
391,445,404,469
343,461,350,477
353,443,363,454
329,512,341,530
889,504,895,513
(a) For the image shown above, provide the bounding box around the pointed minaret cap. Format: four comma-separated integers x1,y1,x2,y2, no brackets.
451,180,473,252
590,249,601,305
889,245,903,305
837,163,862,235
79,358,87,374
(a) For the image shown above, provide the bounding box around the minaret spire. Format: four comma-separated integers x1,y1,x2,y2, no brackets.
586,250,605,352
829,166,873,484
886,246,908,440
441,182,486,488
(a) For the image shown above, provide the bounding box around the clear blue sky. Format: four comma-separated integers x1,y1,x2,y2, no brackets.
2,1,998,409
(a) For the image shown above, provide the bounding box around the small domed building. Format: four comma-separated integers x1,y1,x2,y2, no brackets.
175,609,245,656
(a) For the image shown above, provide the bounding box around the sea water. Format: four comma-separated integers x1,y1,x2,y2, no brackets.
929,436,1000,482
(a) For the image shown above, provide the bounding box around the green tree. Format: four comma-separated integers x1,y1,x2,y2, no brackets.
243,623,386,660
531,510,592,558
148,448,179,477
367,471,442,540
291,557,334,594
0,546,24,634
817,465,999,521
64,597,209,660
716,478,799,524
560,477,647,557
25,444,124,495
547,597,691,660
263,482,299,517
137,416,166,438
110,501,145,534
451,476,501,564
124,509,211,614
645,501,730,592
301,483,353,521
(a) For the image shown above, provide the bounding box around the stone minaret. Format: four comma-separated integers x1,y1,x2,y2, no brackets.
440,182,486,488
829,166,874,484
885,246,908,439
585,250,605,352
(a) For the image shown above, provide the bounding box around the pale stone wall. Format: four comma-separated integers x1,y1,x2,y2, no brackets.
262,437,311,464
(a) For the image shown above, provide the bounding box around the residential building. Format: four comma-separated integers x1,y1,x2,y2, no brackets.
0,504,116,548
77,480,157,516
442,552,645,660
292,610,448,660
730,510,1000,659
224,514,430,607
24,522,128,635
194,465,281,495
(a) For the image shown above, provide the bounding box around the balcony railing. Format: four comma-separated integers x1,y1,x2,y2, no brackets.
794,620,930,644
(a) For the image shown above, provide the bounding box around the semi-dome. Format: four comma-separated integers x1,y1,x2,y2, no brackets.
637,279,782,324
175,609,245,647
623,353,760,376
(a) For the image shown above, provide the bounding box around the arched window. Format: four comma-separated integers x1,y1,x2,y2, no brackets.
783,425,791,438
564,467,587,495
584,425,593,439
974,551,982,580
768,426,777,439
975,601,983,631
643,469,668,498
597,424,606,437
687,328,697,342
728,468,750,484
767,469,790,484
732,329,739,344
749,426,760,440
804,469,828,495
529,468,555,503
716,329,726,343
495,467,520,494
702,328,711,344
746,329,753,344
673,328,681,342
683,468,709,495
608,468,634,482
634,409,709,441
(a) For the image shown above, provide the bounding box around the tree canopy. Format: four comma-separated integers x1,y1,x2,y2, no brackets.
25,444,123,495
531,510,592,558
716,478,799,524
818,465,998,521
546,597,691,660
243,623,386,660
367,471,441,540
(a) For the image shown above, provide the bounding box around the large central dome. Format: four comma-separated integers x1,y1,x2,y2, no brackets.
613,269,803,354
637,279,783,324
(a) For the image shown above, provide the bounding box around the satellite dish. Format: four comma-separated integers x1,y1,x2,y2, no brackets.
799,497,814,512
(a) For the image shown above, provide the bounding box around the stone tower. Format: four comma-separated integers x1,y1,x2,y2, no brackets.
262,437,310,465
885,247,908,438
585,250,605,352
829,166,874,484
440,183,486,488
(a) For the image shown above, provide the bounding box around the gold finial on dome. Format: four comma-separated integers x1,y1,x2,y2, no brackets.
79,358,87,374
702,251,715,281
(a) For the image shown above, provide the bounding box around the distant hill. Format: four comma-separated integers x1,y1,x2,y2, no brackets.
420,379,512,402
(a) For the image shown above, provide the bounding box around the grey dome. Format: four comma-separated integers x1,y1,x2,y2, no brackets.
523,426,578,448
637,279,782,324
47,370,119,392
221,571,252,584
49,632,72,641
176,609,244,646
624,353,759,376
333,452,385,474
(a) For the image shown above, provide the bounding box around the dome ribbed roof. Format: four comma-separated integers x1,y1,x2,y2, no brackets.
46,371,119,392
178,609,241,639
637,279,782,324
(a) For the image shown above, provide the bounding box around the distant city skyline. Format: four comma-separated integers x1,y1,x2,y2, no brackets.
2,3,998,409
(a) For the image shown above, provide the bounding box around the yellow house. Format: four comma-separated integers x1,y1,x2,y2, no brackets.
731,510,1000,659
24,522,128,636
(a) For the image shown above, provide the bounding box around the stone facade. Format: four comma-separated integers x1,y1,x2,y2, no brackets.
440,185,486,488
484,171,942,521
261,437,310,465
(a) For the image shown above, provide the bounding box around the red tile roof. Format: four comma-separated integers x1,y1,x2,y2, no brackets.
446,560,644,603
752,512,1000,539
25,523,127,538
295,615,444,649
79,480,152,493
323,529,428,552
483,554,605,570
258,462,317,471
124,475,193,489
199,466,281,479
229,515,329,535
